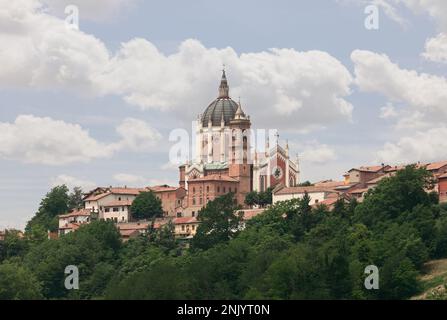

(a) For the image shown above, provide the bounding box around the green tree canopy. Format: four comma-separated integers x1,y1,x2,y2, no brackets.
192,193,243,251
26,185,70,233
0,262,43,300
130,191,163,221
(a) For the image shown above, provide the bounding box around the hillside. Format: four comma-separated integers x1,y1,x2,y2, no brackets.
412,259,447,300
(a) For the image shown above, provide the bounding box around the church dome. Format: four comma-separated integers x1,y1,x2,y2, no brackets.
202,98,238,127
201,70,238,127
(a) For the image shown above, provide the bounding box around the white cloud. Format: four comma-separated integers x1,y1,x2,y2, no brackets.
376,126,447,163
300,143,338,164
423,33,447,63
0,115,114,165
0,115,161,165
96,39,354,130
50,174,96,191
42,0,138,21
0,1,354,131
114,118,162,152
113,173,147,185
380,102,398,119
351,50,447,128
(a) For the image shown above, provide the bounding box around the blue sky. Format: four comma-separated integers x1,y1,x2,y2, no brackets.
1,0,447,229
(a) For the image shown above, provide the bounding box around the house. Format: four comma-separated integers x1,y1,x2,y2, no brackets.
58,208,93,236
84,187,145,219
343,165,390,185
173,217,199,239
185,175,240,218
0,230,5,241
273,185,340,205
438,173,447,203
102,200,133,223
84,185,187,220
148,185,187,217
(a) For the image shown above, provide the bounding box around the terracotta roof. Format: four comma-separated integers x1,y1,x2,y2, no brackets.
84,187,148,201
109,187,146,195
59,209,92,219
314,180,346,188
188,174,238,183
312,198,339,207
84,192,110,201
173,217,198,224
275,186,337,195
148,185,179,193
366,173,394,184
385,165,407,172
103,200,133,207
349,165,388,173
439,173,447,179
117,222,149,230
426,161,447,171
349,187,370,194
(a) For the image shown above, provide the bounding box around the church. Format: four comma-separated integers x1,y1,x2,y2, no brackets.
179,70,300,216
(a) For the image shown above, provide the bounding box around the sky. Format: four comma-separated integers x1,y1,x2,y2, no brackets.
1,0,447,229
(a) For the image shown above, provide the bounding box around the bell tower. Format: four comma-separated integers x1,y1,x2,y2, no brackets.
228,99,252,206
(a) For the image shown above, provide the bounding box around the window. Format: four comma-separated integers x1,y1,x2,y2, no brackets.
223,187,226,193
229,187,232,192
192,225,196,230
217,186,220,193
193,187,196,193
235,188,237,193
200,198,203,205
192,198,196,205
113,208,119,212
177,212,182,218
192,211,195,217
182,225,185,231
105,208,110,213
207,186,210,193
122,207,125,211
118,197,121,201
315,199,319,204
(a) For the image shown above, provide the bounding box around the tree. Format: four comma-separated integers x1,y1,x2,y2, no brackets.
68,187,84,211
0,262,43,300
24,221,121,299
244,188,273,208
298,181,313,187
354,165,436,228
245,191,259,208
130,191,163,221
26,185,70,233
0,230,28,262
192,193,243,250
258,188,273,208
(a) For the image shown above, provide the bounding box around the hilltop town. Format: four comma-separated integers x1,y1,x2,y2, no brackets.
2,72,447,242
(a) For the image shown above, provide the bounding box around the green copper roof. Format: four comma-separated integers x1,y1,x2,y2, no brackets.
204,162,229,170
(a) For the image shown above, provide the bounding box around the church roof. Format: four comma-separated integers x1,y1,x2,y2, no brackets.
201,70,239,127
204,162,229,170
